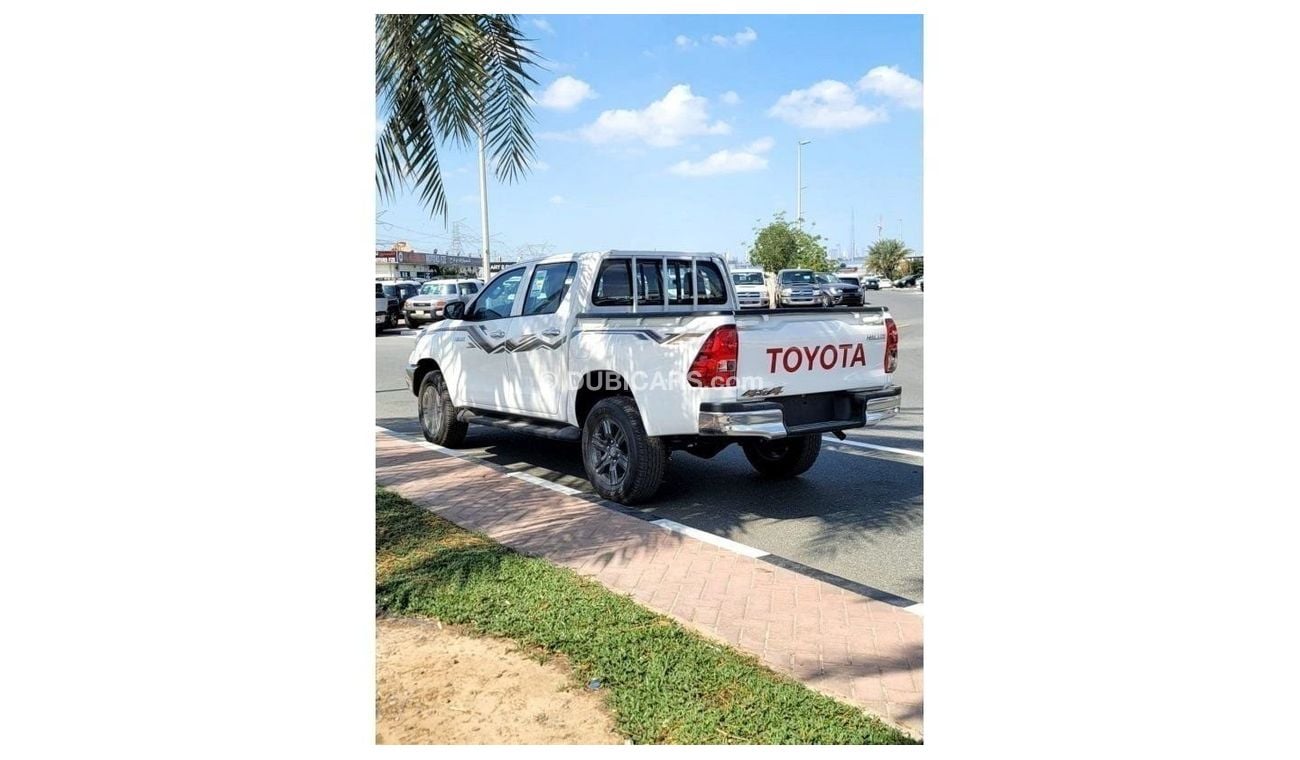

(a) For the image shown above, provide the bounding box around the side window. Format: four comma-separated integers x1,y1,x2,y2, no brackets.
636,260,663,306
591,259,633,306
696,261,728,305
665,260,694,305
522,263,577,316
461,282,479,294
466,268,525,321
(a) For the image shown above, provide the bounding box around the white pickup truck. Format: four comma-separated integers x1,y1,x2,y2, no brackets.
405,250,902,504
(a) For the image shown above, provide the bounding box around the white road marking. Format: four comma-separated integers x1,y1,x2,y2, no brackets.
903,603,923,617
376,427,474,460
650,518,770,558
505,471,584,495
825,436,924,459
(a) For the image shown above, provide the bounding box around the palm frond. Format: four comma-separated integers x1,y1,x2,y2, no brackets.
375,13,539,219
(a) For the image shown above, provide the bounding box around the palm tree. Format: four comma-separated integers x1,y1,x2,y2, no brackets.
866,238,914,281
375,14,540,219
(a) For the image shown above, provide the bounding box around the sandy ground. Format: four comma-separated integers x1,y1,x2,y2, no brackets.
375,616,624,745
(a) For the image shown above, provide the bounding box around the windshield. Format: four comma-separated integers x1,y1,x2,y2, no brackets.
838,277,859,285
780,270,814,284
419,283,457,295
814,273,840,284
731,272,765,286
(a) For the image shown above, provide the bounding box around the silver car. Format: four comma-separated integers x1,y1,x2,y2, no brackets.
404,278,484,328
775,269,821,307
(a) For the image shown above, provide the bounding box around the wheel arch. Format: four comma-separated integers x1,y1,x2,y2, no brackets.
411,358,440,397
573,369,636,429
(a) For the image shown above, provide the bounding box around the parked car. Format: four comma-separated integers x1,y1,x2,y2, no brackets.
376,282,399,334
917,276,923,291
816,272,864,306
730,267,772,309
860,275,881,291
894,273,921,288
377,280,422,324
404,278,484,328
877,276,894,289
405,250,902,503
775,268,822,307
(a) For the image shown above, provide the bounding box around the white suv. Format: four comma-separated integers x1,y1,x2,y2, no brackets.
404,278,484,328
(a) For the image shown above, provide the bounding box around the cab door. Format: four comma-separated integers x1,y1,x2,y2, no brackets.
459,266,528,410
506,262,578,418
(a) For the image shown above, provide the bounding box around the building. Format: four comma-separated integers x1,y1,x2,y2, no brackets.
375,242,482,281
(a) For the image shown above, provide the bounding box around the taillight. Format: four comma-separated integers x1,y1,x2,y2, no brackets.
688,325,738,387
884,317,899,373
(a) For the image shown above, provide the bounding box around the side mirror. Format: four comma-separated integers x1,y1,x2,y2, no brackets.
444,301,466,320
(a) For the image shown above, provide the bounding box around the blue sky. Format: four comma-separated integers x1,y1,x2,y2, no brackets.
376,14,922,265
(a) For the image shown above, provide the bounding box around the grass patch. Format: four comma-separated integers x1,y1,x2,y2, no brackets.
376,487,917,745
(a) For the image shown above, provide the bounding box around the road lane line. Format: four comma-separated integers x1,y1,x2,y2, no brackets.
825,436,924,459
650,518,770,558
505,471,584,495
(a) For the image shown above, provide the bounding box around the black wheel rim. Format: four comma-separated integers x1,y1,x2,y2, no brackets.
419,382,442,435
752,440,791,461
588,416,630,491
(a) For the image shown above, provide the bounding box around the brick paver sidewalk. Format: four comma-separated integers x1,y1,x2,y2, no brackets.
376,429,923,736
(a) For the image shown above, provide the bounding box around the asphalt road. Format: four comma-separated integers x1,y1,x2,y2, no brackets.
375,288,924,602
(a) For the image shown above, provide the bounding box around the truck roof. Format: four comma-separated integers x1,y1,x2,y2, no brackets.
527,249,722,267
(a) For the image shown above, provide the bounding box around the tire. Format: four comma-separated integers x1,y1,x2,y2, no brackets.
407,318,422,330
581,396,669,504
417,369,468,447
741,434,822,479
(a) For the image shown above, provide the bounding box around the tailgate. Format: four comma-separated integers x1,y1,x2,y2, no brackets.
734,309,892,397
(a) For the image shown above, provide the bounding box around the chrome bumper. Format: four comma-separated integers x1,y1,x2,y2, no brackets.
697,388,902,439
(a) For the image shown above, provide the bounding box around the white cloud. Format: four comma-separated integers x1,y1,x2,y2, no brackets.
858,65,923,109
674,35,696,49
720,90,741,105
532,19,555,35
549,195,565,205
710,27,757,48
766,80,888,130
579,84,730,147
538,76,597,110
668,135,774,177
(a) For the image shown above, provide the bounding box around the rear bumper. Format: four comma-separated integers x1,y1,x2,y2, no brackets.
697,387,902,439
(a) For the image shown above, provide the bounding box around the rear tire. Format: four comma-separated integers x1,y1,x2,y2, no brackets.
418,370,468,447
581,396,668,504
741,435,822,478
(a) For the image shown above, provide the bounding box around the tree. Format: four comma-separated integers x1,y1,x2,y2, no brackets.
375,14,540,219
747,212,831,272
866,238,914,280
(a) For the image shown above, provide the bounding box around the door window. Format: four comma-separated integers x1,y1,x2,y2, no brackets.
591,259,633,306
466,268,525,320
522,263,577,315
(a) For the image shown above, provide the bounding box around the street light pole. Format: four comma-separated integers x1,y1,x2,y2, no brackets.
477,126,491,281
796,139,811,229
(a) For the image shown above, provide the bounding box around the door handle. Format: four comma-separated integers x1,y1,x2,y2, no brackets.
489,330,506,339
542,328,562,337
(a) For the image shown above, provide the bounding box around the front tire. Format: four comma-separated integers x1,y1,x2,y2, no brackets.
741,435,822,478
418,370,468,447
582,396,668,504
407,317,422,330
